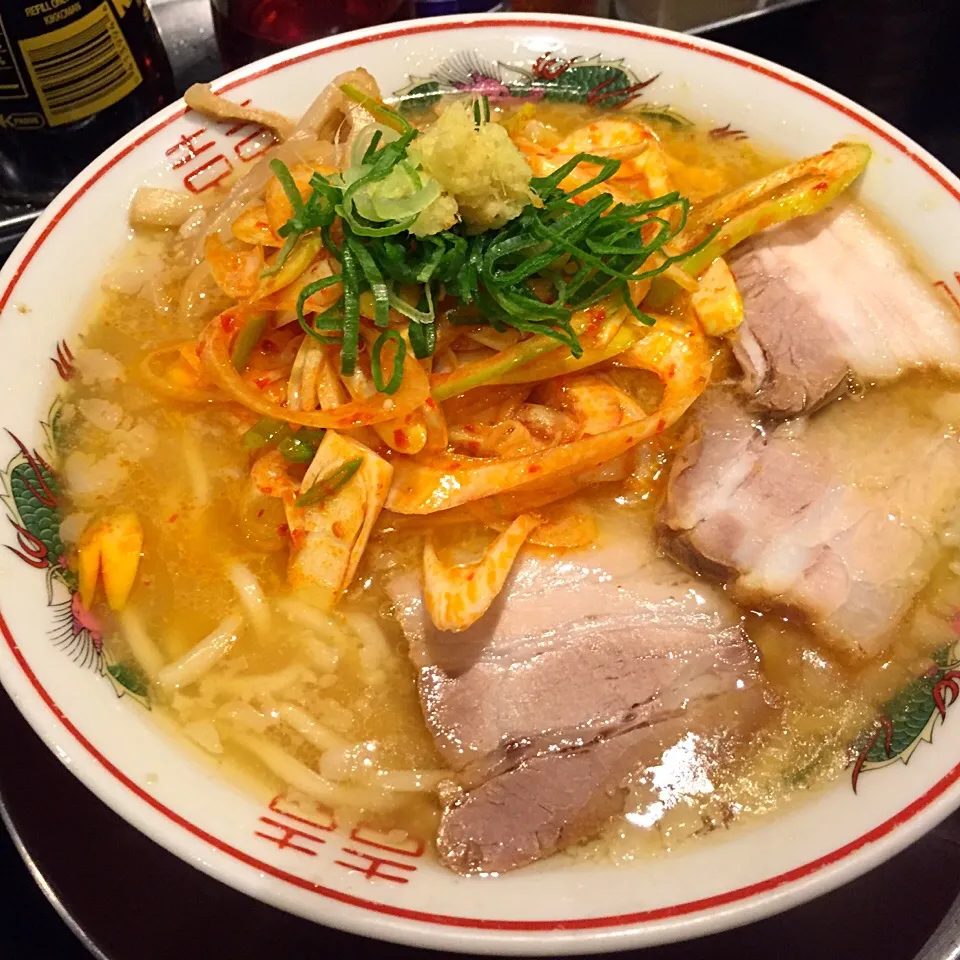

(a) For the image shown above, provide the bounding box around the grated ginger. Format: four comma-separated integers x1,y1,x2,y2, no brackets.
413,102,535,235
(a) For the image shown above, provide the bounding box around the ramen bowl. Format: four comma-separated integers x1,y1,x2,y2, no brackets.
2,13,960,954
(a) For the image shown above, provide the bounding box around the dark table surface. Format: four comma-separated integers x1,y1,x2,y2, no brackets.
4,1,960,958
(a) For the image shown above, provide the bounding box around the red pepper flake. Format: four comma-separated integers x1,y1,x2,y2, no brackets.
527,465,542,474
332,520,346,539
167,513,178,523
260,338,279,354
220,312,238,333
466,571,475,581
424,397,436,410
463,424,477,435
812,181,829,194
656,418,666,434
256,509,265,519
254,377,270,389
393,429,408,449
467,441,481,456
277,523,289,538
667,366,675,379
588,305,607,329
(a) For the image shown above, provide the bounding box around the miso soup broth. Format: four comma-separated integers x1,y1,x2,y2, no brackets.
54,72,960,874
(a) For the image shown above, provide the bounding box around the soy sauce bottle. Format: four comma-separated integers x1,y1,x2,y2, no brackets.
0,0,174,203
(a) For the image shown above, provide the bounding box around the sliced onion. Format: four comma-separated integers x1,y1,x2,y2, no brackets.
371,178,440,223
138,342,225,404
346,161,440,226
387,316,711,514
292,68,380,140
197,137,336,254
350,122,400,168
199,313,430,429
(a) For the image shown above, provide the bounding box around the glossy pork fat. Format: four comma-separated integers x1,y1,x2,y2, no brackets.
661,389,960,659
729,204,960,415
388,536,763,874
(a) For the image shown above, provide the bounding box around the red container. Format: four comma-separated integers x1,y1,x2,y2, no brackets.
211,0,414,70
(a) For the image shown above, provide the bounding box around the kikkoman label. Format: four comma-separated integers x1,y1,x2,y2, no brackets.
0,0,142,129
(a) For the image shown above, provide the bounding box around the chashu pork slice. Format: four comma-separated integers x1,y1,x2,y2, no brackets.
728,204,960,416
660,389,960,659
387,537,763,875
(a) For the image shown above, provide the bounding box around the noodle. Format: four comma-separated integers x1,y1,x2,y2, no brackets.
226,561,271,637
201,663,315,702
117,607,164,681
226,731,398,811
271,701,350,752
275,597,354,650
157,614,243,691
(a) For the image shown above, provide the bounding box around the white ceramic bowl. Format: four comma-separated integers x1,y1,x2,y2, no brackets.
3,13,960,955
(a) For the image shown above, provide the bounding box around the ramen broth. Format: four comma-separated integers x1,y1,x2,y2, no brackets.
55,100,960,862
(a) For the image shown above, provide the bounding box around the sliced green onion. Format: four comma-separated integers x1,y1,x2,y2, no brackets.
278,429,325,463
270,158,305,215
260,160,336,278
320,224,341,260
231,314,268,372
371,328,406,394
346,236,390,328
530,152,621,199
414,240,446,284
408,318,436,359
351,123,399,168
336,164,373,190
620,283,656,326
338,129,419,235
260,233,298,278
473,95,490,127
242,418,289,451
337,206,418,238
295,275,343,343
348,161,432,224
339,84,413,135
370,178,440,223
297,457,364,508
388,282,434,324
362,128,383,164
339,245,361,376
